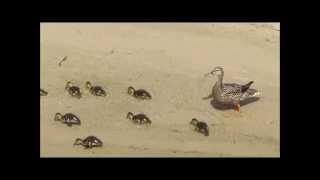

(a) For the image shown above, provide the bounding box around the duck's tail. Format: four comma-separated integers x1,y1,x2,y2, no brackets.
40,89,48,96
240,88,260,101
241,81,254,93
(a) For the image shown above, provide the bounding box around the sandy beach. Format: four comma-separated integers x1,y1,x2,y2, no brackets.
40,23,280,157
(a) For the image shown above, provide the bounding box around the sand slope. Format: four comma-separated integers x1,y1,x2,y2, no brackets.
40,23,280,157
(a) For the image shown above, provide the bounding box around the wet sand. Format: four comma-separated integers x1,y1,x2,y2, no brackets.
40,23,280,157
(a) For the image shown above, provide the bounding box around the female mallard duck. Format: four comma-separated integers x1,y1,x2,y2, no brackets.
127,112,152,125
190,118,209,136
73,136,103,149
54,112,81,127
204,66,260,112
40,89,48,96
85,81,107,97
128,86,152,100
65,81,82,99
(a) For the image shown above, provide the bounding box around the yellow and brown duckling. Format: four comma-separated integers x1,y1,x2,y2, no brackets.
85,81,107,97
73,136,103,149
127,112,152,125
40,89,48,96
65,81,82,99
190,118,209,136
128,86,152,100
54,112,81,127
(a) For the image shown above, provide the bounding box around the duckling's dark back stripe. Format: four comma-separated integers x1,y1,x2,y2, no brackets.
133,114,148,120
70,86,80,92
135,90,151,97
83,136,103,146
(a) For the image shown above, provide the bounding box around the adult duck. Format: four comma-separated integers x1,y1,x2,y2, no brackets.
204,66,260,112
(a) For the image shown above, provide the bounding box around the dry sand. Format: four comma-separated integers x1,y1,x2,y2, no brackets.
40,23,280,157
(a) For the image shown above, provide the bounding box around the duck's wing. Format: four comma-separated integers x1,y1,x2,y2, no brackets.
93,86,104,91
198,122,208,129
136,90,152,97
92,86,106,95
135,114,148,119
69,86,80,93
90,137,103,146
143,90,151,97
221,84,242,99
64,113,81,123
223,81,255,98
84,136,96,142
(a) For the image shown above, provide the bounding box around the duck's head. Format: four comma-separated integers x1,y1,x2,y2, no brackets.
204,66,224,77
54,113,63,121
128,86,135,95
85,81,92,90
73,138,83,146
127,112,134,120
190,118,199,126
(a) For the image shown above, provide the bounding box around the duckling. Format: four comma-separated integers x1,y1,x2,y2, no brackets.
85,81,107,97
128,86,152,100
73,136,103,149
54,112,81,127
65,81,82,99
190,118,209,136
40,89,48,96
127,112,152,125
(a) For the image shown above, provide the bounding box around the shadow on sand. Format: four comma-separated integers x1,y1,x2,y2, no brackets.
209,97,260,111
